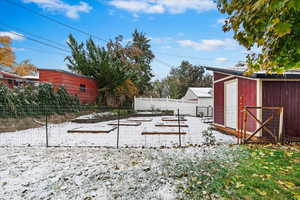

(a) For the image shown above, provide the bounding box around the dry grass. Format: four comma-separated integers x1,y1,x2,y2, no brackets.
0,111,94,133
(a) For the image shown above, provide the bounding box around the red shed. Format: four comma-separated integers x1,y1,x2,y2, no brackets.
206,66,300,141
38,69,98,104
0,71,30,88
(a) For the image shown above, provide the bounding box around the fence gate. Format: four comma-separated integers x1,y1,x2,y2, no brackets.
239,106,284,144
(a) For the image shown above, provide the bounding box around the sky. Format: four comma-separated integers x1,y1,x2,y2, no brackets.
0,0,249,79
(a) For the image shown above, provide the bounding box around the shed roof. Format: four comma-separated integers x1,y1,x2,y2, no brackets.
205,66,300,79
189,87,212,98
38,68,96,80
0,71,24,79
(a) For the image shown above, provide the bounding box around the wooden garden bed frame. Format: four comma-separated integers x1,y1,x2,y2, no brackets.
68,126,117,134
107,121,142,126
142,131,187,135
161,117,187,122
155,123,188,128
128,118,153,122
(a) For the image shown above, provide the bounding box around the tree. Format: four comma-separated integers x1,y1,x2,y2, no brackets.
168,61,212,98
0,36,15,69
216,0,300,73
13,59,37,76
148,61,213,99
65,34,136,105
128,30,155,94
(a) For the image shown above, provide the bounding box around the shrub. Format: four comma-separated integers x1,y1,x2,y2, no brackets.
202,128,216,146
0,82,80,117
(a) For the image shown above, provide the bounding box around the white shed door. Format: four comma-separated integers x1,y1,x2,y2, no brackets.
224,80,237,129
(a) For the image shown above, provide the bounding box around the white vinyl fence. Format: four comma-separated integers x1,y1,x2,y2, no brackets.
134,97,213,116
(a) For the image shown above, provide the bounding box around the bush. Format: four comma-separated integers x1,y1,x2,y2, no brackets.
202,128,216,146
0,83,81,117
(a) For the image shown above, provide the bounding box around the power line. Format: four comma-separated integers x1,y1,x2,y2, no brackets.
154,58,174,68
13,46,68,56
3,0,231,65
0,28,71,54
4,0,108,43
0,22,69,51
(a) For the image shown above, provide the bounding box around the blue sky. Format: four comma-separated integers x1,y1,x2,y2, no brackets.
0,0,249,79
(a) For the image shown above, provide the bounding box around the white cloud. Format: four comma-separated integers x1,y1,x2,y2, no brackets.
22,0,92,19
215,57,228,63
109,0,215,14
0,31,25,40
177,39,237,51
12,47,25,51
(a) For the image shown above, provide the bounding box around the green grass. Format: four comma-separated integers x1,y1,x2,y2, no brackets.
179,145,300,200
222,145,300,200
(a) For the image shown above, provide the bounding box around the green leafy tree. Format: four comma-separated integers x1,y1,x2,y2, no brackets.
148,61,212,98
216,0,300,73
128,29,155,95
65,34,134,105
168,61,212,98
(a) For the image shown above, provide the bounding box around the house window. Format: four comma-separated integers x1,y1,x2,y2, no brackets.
80,84,86,92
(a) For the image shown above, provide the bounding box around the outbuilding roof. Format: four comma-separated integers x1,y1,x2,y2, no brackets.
38,68,96,80
205,66,300,79
189,87,212,98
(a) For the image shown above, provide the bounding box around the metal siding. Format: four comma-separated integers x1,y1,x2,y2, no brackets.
214,81,224,125
238,78,257,132
214,72,229,81
39,70,98,104
262,81,300,138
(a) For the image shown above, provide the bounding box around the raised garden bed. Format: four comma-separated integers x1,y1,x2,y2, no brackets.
107,121,142,126
142,131,187,135
155,122,188,127
128,118,153,122
68,125,117,134
161,117,187,122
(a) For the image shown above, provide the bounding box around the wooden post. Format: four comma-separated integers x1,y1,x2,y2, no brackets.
177,109,181,147
45,110,49,148
117,108,120,148
278,107,284,143
243,108,248,144
238,96,244,144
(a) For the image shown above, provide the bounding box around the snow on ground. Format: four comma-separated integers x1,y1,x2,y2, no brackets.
75,112,116,120
0,145,240,200
0,116,236,147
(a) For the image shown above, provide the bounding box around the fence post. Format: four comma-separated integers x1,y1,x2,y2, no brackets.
207,106,209,118
117,107,120,148
45,105,49,148
177,109,181,147
196,106,198,117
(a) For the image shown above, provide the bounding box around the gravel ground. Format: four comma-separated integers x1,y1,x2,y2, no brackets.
0,145,239,200
0,116,236,147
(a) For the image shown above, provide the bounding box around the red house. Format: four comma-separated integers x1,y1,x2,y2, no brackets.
206,66,300,141
39,69,98,104
0,71,32,88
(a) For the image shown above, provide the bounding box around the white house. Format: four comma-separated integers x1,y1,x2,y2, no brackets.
182,87,212,105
